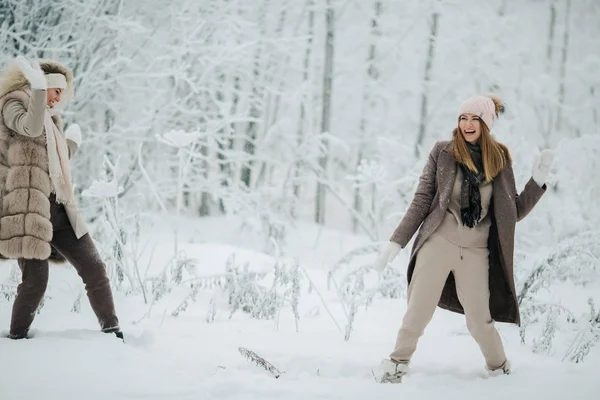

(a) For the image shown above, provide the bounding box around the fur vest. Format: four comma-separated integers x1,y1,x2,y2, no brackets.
0,89,88,262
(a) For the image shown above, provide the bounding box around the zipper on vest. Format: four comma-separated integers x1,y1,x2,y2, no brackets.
460,246,463,260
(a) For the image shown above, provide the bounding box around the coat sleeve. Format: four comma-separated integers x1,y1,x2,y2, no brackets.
389,142,440,248
506,163,546,222
1,89,46,138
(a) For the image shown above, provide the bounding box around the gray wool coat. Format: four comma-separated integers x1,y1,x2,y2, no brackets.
390,140,546,325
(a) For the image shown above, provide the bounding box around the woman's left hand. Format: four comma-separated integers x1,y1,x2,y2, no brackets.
65,123,82,146
532,149,555,187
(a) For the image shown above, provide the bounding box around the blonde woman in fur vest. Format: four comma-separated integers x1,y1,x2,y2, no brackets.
372,95,555,383
0,56,122,340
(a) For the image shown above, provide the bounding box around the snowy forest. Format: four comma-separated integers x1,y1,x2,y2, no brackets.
0,0,599,398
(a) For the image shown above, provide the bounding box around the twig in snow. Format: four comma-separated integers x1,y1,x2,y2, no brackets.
238,347,283,378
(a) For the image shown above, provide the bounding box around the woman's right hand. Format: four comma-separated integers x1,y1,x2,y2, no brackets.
15,56,46,90
531,149,555,187
373,242,402,272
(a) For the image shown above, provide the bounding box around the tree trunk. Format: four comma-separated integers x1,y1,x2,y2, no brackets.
291,0,315,217
241,1,269,188
352,0,382,233
592,86,598,130
556,0,571,133
217,72,239,214
315,0,335,225
546,3,556,72
414,11,438,158
266,5,291,131
198,140,211,216
543,3,557,144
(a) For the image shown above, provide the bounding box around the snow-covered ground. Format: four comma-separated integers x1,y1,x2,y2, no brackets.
1,218,599,400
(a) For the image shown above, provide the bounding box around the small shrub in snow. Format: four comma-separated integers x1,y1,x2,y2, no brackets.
150,273,170,303
563,298,600,363
71,292,83,314
0,264,23,302
532,307,559,356
170,283,202,317
343,269,365,341
171,254,199,286
327,243,407,340
518,231,600,361
238,347,283,378
85,156,147,299
328,243,406,300
225,256,269,318
225,255,302,324
0,285,16,302
168,253,302,326
205,296,217,323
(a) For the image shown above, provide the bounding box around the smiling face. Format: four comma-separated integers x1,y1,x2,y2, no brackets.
458,113,482,144
46,87,63,108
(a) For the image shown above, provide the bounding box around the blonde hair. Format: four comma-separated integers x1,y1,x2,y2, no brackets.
452,123,512,182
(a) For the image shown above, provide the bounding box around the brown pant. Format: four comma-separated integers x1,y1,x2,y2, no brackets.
9,200,119,337
390,232,507,369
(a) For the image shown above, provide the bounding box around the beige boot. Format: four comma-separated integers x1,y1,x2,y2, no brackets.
372,359,410,383
486,359,511,376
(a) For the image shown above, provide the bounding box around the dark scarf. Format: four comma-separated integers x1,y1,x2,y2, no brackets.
458,143,485,228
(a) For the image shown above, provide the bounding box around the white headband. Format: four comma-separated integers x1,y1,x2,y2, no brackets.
45,73,67,89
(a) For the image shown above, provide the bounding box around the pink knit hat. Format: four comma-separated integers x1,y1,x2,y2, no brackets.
457,95,498,130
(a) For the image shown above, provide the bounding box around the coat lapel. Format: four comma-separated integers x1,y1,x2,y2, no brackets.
437,142,456,208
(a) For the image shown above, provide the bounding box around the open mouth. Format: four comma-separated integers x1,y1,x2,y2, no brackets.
464,130,476,135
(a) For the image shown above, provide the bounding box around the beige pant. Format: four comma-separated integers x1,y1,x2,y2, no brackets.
390,232,507,369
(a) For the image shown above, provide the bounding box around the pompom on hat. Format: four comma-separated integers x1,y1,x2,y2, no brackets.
457,94,505,130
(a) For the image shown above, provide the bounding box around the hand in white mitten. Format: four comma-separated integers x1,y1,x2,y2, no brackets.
15,56,46,90
64,123,82,146
532,149,555,187
373,242,402,272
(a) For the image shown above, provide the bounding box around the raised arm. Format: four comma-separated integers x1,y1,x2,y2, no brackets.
2,89,46,138
505,162,547,222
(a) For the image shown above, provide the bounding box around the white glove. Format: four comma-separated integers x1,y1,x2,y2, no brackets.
373,242,402,272
15,56,46,90
64,123,82,146
532,149,555,187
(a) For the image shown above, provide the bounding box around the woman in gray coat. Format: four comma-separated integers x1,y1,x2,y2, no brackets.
0,56,122,340
372,94,554,383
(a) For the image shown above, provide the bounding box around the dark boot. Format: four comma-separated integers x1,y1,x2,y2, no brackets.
9,258,49,338
102,326,124,340
6,332,28,340
50,201,120,331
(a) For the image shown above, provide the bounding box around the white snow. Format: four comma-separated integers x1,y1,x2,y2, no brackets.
1,219,598,400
